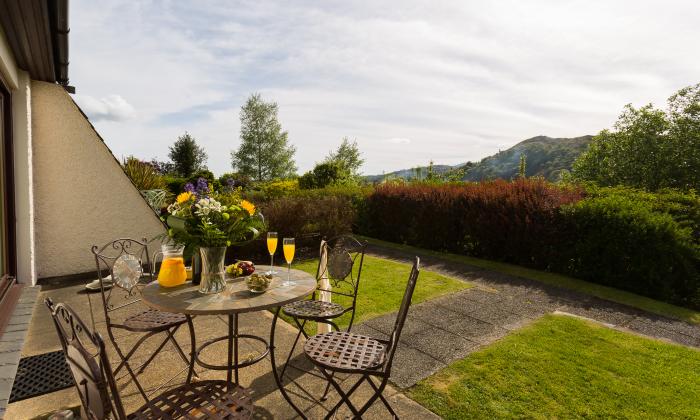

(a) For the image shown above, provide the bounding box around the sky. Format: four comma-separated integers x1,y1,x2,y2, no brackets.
70,0,700,176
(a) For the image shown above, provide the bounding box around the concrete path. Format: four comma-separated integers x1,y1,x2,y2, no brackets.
353,244,700,388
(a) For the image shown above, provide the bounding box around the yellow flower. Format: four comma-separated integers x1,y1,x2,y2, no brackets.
176,191,193,204
240,200,255,216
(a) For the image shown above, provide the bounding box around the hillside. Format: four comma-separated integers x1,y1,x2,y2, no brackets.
365,135,593,182
463,135,593,181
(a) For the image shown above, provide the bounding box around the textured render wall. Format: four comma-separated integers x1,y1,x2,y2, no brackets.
31,81,166,278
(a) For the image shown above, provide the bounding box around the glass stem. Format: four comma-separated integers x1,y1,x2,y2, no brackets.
288,263,291,282
270,254,274,270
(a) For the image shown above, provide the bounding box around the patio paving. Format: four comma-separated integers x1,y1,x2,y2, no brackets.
5,280,437,419
351,244,700,388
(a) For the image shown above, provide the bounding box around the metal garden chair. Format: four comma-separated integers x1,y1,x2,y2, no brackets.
45,298,252,419
279,235,366,388
303,257,420,419
90,238,192,402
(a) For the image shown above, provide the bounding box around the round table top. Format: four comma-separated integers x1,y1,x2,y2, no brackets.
141,265,317,315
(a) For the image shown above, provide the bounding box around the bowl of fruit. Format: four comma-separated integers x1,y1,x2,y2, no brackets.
246,273,273,293
225,261,255,277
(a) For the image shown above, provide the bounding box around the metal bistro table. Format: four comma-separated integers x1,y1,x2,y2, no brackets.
141,266,316,400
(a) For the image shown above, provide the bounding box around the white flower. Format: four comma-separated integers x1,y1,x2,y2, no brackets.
195,197,223,217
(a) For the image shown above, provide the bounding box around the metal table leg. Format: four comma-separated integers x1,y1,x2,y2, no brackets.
270,306,308,419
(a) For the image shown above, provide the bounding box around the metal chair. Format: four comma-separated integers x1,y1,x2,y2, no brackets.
90,238,191,401
279,235,366,385
45,298,253,419
303,257,420,419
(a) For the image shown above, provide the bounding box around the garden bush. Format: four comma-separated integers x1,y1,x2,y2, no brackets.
163,175,187,194
361,179,583,268
561,194,700,307
361,179,700,308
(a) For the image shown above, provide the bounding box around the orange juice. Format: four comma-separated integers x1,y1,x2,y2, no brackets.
283,243,295,264
158,257,187,287
267,237,278,255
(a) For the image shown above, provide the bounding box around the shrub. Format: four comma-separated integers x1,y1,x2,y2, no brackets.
361,179,700,308
219,172,251,191
259,179,299,198
562,195,699,306
163,175,188,194
362,179,583,268
187,170,221,191
122,156,166,190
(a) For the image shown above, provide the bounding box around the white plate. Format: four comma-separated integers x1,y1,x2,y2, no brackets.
85,275,113,291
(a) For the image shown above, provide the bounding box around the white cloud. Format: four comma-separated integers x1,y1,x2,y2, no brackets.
386,138,412,145
74,94,135,122
69,0,700,175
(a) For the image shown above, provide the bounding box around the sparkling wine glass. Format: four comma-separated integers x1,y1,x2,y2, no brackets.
282,238,295,287
266,232,278,275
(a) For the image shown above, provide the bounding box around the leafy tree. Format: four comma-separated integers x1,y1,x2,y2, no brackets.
298,161,350,189
325,137,364,176
572,84,700,191
232,93,297,182
168,132,208,177
518,155,527,178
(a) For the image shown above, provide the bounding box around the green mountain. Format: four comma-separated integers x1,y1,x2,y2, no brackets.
365,135,593,182
463,135,593,181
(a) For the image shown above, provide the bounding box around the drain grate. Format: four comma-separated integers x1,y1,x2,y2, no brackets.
9,350,74,402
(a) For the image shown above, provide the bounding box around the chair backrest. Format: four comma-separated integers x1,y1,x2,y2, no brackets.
91,238,152,325
45,298,126,420
316,235,366,299
384,256,420,374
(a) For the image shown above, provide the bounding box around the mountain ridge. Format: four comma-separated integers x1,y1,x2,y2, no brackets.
365,135,593,182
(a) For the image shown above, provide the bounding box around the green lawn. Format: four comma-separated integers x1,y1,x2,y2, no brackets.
410,315,700,419
360,236,700,325
287,255,469,332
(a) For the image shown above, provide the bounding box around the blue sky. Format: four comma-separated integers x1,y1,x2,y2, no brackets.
71,0,700,175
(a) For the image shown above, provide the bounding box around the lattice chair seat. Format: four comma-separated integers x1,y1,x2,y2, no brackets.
304,331,386,373
122,308,187,332
282,300,346,320
129,380,253,419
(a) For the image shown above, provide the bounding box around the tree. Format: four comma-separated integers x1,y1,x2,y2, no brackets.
325,137,364,176
168,132,208,177
572,83,700,191
232,93,297,182
518,155,527,178
298,161,350,189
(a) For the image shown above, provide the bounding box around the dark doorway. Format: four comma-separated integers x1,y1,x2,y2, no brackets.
0,79,16,277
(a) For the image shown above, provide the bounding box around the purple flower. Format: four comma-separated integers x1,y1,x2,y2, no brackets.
184,183,195,193
195,178,210,195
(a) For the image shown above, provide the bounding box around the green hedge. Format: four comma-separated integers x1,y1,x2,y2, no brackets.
360,181,700,308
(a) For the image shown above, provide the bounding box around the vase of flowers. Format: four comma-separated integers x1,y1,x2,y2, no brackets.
162,178,264,294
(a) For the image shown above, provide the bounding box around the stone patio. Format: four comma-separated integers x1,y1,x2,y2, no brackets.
4,280,436,419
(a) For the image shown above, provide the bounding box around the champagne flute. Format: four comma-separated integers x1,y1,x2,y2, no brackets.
266,232,278,275
282,238,295,287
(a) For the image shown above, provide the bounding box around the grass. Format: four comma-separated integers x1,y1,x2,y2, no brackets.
285,255,470,333
360,235,700,325
410,314,700,419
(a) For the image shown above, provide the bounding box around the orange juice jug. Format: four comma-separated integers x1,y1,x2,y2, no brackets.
157,244,187,287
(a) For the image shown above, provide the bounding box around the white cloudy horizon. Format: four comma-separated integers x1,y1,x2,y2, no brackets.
70,0,700,176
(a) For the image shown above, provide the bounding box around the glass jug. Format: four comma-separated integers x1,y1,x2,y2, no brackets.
156,244,187,287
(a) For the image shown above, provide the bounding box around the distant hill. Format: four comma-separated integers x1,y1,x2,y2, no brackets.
365,135,593,182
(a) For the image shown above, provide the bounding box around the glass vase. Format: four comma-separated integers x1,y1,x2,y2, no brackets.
199,246,227,294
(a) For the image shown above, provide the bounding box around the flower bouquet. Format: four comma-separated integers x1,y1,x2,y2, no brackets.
162,178,265,294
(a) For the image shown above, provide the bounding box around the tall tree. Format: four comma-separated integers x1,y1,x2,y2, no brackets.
325,137,364,176
168,132,208,177
232,94,297,181
572,83,700,191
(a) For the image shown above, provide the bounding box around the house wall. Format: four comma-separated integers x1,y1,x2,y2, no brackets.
31,81,166,279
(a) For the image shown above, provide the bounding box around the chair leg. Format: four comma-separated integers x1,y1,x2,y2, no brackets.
113,330,159,376
356,377,390,418
110,339,150,402
367,377,397,418
321,370,367,420
280,319,306,382
136,333,171,374
165,325,191,368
